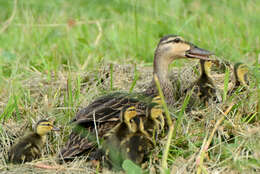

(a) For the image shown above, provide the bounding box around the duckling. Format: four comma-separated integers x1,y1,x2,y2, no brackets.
148,96,164,131
8,119,59,164
104,106,140,140
116,99,165,144
103,106,154,168
118,104,165,164
184,59,219,104
103,133,150,169
60,35,213,160
229,62,249,94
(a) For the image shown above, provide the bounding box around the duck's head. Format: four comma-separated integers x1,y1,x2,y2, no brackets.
234,63,249,86
120,106,138,133
154,35,213,76
36,119,60,136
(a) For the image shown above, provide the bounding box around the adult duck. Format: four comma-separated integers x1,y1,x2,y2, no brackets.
59,35,213,160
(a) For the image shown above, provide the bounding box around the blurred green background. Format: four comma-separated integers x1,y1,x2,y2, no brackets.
0,0,259,78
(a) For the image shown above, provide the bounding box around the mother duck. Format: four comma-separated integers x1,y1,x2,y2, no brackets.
60,35,213,160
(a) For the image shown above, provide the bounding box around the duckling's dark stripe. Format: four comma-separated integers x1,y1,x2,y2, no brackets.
40,123,50,125
36,120,51,127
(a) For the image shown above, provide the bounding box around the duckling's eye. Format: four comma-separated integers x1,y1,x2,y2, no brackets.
174,38,181,43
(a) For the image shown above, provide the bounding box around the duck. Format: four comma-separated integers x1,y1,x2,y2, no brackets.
59,35,213,160
8,119,59,164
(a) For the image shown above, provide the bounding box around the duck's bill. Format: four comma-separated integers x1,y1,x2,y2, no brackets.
52,126,60,131
185,46,213,60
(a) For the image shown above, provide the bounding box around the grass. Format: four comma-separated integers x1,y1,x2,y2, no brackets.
0,0,259,173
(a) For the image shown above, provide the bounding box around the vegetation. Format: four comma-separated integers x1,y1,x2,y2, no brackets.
0,0,259,173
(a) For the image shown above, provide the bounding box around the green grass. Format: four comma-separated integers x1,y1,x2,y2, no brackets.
0,0,259,173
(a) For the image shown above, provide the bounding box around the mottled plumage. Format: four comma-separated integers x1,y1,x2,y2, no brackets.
8,133,43,163
8,120,59,164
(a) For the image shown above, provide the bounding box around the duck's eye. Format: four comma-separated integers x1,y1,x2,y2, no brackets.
174,38,181,43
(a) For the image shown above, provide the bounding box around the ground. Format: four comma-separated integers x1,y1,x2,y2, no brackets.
0,0,259,173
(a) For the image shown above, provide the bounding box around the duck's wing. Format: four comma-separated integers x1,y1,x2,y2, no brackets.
73,92,150,124
60,120,119,160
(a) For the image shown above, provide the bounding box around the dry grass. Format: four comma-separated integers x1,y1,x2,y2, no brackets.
0,60,259,173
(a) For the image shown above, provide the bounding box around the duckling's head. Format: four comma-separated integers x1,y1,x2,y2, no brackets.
150,105,163,119
150,96,164,125
120,106,138,133
154,35,213,76
35,120,60,136
234,63,249,86
151,96,162,105
149,104,165,130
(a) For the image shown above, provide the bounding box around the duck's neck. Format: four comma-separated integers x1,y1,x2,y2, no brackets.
154,61,169,80
151,53,175,105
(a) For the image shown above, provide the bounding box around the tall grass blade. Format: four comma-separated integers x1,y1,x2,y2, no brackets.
13,94,21,120
173,89,191,139
223,68,230,102
129,64,139,93
255,55,260,120
154,74,172,170
110,64,114,91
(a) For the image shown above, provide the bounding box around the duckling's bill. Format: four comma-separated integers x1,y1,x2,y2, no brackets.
38,120,60,131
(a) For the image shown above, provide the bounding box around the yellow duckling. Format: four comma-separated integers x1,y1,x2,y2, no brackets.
103,106,153,168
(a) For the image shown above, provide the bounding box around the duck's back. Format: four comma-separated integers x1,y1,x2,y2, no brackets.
73,92,149,124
